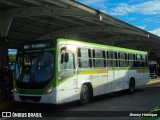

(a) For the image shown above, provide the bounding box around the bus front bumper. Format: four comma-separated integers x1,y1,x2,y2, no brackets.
14,91,58,104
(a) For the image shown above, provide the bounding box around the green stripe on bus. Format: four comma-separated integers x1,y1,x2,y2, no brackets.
79,69,108,74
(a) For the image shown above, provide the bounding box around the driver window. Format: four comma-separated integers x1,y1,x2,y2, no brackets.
59,47,74,71
64,53,74,69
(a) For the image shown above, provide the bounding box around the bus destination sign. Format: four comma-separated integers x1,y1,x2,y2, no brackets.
23,43,50,50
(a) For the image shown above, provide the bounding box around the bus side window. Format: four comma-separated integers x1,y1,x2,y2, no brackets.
136,54,141,67
142,55,147,67
106,51,108,67
107,51,113,67
119,52,126,67
140,55,143,67
103,50,107,67
133,54,136,67
88,49,92,68
128,54,134,67
119,53,123,67
113,51,118,67
93,49,105,68
61,53,69,64
78,48,92,68
60,47,74,70
78,48,81,67
125,53,128,67
65,53,74,69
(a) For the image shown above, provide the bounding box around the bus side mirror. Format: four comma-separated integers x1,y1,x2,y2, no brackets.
65,53,69,62
61,53,69,64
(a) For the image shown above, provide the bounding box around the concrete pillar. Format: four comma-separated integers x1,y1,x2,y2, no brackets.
0,37,8,68
0,18,12,68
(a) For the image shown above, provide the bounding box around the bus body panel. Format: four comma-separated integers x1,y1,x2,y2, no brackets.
77,69,107,96
57,75,79,104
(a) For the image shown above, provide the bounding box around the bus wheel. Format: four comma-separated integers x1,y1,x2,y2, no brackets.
79,84,90,105
128,79,135,93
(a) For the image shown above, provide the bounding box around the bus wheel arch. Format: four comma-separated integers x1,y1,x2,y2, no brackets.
128,77,135,94
79,82,93,105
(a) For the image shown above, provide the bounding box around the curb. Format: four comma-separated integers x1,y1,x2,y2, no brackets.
146,78,160,85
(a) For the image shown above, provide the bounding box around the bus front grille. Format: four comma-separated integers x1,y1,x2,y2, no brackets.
19,95,41,102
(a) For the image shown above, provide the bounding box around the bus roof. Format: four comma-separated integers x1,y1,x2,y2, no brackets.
58,38,147,55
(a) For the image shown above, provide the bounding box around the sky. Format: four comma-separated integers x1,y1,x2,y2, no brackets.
76,0,160,35
8,49,17,54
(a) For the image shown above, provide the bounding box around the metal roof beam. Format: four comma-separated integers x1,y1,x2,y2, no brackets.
73,16,105,26
0,6,129,28
116,40,160,45
22,0,44,6
0,0,22,7
37,26,149,40
13,22,55,32
0,6,93,19
10,30,40,36
42,0,107,26
58,0,148,33
58,0,97,14
25,17,67,28
0,6,105,27
98,12,147,34
43,0,69,8
48,15,85,26
105,35,147,41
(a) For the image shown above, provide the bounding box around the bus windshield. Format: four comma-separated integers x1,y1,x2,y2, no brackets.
15,51,54,83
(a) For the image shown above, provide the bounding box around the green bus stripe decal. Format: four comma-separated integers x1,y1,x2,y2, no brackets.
79,70,108,74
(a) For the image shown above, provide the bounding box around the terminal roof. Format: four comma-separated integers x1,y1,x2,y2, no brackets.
0,0,160,50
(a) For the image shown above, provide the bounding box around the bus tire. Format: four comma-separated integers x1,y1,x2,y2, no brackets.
128,78,135,94
79,84,90,105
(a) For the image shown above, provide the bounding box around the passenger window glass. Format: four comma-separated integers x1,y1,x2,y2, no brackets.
128,54,134,67
141,55,147,67
78,48,92,68
119,53,127,67
107,51,118,67
93,50,105,68
136,54,141,67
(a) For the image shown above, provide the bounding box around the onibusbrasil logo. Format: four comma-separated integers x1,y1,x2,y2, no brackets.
1,112,42,118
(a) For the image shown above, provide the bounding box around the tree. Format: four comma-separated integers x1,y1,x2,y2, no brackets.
9,54,16,64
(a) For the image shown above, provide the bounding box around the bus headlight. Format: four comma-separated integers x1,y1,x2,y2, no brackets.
46,87,53,94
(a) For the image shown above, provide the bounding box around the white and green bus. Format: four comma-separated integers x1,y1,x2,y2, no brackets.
14,38,150,105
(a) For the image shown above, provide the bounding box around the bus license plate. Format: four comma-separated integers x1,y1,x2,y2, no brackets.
26,99,33,102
